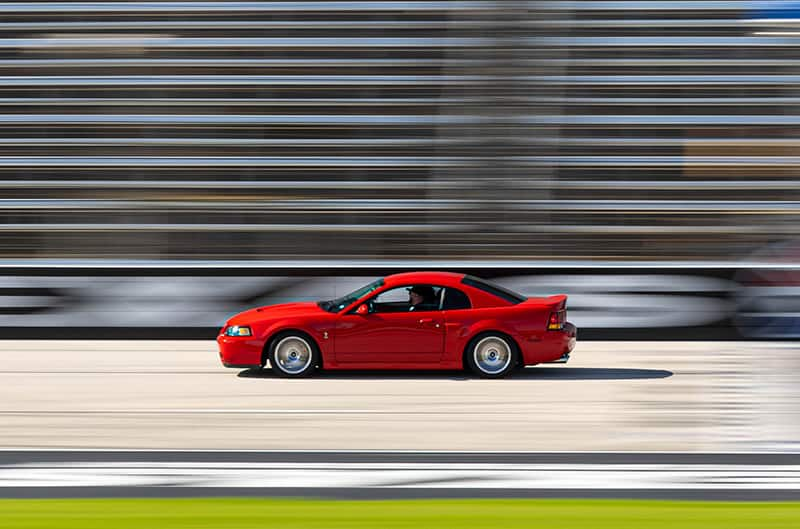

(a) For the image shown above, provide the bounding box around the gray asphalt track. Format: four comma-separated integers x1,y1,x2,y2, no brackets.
3,340,800,499
1,341,799,452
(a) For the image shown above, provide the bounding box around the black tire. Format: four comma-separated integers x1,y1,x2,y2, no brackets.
267,331,319,378
465,333,519,378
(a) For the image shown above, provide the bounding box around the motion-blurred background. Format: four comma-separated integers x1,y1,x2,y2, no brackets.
6,6,800,506
0,0,798,338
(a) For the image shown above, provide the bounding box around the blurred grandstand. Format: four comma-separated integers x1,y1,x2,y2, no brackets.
0,1,798,263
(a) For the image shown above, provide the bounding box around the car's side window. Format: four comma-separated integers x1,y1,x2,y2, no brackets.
441,287,471,310
370,285,442,313
373,287,407,304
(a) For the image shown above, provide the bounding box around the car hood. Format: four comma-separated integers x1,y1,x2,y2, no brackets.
227,301,322,326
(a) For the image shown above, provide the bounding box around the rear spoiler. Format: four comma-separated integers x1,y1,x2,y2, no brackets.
544,295,567,330
545,294,567,311
524,294,567,310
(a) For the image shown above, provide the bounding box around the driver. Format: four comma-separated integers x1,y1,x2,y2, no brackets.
407,285,437,311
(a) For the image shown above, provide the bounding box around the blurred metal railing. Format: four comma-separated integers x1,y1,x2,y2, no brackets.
0,0,797,261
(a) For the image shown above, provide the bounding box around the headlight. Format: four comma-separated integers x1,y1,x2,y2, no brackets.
225,325,252,337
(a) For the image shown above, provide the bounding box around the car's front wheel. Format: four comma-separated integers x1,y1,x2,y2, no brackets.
267,332,319,378
466,333,518,378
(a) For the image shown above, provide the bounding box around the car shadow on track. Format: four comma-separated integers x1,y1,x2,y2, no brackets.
526,367,672,380
237,367,673,381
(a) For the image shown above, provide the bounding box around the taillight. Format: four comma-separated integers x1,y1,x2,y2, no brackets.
548,310,565,331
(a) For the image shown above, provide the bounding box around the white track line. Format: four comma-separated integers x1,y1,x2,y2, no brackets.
4,463,800,489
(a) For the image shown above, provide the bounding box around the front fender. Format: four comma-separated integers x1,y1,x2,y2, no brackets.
258,318,331,363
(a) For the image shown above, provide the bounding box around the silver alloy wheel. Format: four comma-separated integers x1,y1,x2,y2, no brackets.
473,336,512,375
273,336,313,375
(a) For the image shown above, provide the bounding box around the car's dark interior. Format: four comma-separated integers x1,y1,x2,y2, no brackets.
365,285,439,313
441,288,471,310
365,285,472,313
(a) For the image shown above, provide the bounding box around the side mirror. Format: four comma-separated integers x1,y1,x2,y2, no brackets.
356,304,369,315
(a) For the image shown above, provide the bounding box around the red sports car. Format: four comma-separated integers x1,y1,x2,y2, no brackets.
217,271,576,378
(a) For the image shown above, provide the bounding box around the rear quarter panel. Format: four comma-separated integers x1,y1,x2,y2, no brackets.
441,304,550,367
443,296,570,367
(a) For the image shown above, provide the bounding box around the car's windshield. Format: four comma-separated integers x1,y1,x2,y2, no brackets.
319,278,384,313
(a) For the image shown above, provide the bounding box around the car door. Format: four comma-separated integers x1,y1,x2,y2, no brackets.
334,285,445,364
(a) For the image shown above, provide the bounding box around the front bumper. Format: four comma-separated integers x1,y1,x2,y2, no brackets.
222,361,260,369
217,332,262,369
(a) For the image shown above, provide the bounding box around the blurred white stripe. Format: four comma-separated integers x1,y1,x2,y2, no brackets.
3,462,800,489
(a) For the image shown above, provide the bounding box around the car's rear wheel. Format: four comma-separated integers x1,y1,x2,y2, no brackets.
466,333,518,378
267,332,319,378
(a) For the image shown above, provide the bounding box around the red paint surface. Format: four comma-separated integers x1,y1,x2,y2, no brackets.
217,271,576,370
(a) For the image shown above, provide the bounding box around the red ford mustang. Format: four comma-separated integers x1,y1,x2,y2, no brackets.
217,271,576,378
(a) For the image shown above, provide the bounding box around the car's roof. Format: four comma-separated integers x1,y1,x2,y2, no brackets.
383,271,466,287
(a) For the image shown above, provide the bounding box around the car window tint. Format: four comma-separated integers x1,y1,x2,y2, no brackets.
461,275,526,304
442,287,471,310
406,285,442,312
371,285,442,313
374,287,408,304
